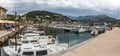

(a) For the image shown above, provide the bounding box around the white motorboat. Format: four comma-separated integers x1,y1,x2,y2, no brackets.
1,43,68,56
78,28,86,33
2,43,47,56
10,33,58,45
24,27,45,34
91,26,105,35
1,26,68,56
78,26,90,33
91,28,99,35
1,33,68,56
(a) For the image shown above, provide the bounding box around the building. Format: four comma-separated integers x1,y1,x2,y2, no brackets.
0,6,7,20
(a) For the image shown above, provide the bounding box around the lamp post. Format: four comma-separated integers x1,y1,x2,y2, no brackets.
14,0,18,51
15,11,17,51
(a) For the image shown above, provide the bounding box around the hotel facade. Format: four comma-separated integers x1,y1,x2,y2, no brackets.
0,6,7,20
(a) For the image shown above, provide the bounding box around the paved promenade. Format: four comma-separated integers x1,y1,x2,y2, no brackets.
63,27,120,56
0,31,12,38
0,26,24,46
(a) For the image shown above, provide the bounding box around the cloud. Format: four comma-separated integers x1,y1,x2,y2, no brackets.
0,0,120,18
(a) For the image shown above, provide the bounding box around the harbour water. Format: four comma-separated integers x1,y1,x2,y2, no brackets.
0,27,93,56
42,27,93,46
58,32,93,46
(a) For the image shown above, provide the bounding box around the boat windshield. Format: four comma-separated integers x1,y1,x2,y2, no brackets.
36,50,47,55
22,51,34,56
25,35,39,37
18,48,21,53
31,40,37,43
22,41,29,43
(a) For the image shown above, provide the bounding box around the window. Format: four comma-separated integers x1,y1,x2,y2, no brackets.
48,37,51,39
36,50,47,55
22,41,29,43
22,52,34,56
42,37,46,39
31,40,37,43
18,48,21,53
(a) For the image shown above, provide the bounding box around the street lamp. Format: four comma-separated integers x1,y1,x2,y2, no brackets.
14,0,19,51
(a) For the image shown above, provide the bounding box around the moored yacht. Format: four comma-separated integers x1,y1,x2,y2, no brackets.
10,33,58,45
76,26,90,33
1,33,68,56
91,26,105,35
2,43,48,56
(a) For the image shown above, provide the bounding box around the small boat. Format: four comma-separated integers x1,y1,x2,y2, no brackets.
10,33,58,45
24,27,45,34
91,29,99,35
78,27,86,33
76,26,90,33
91,26,105,35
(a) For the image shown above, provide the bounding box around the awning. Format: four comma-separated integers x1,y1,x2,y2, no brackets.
0,20,6,23
5,21,15,23
0,20,15,24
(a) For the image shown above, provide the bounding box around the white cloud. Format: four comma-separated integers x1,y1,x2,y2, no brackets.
0,0,16,14
0,0,120,17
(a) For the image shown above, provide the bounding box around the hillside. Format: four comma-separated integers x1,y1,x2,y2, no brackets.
23,10,72,23
76,15,117,24
66,15,77,19
7,14,15,18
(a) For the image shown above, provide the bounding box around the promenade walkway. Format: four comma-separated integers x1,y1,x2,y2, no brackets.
0,26,24,46
0,31,12,38
63,27,120,56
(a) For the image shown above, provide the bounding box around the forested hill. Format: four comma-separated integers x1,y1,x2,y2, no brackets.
23,10,72,23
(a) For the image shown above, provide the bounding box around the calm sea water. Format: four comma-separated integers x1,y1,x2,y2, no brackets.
0,27,93,56
57,32,93,46
44,27,93,46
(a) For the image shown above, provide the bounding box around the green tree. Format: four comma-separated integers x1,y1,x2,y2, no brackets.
8,17,15,21
117,20,120,25
17,16,22,22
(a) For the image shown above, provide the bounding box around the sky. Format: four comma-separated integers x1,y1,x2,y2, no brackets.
0,0,120,18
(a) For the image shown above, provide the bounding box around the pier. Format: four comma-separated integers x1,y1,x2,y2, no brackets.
63,27,120,56
0,26,25,47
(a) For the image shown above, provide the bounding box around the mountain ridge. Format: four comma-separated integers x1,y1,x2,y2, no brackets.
76,15,117,24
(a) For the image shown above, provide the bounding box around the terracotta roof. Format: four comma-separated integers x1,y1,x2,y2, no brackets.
0,6,7,11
